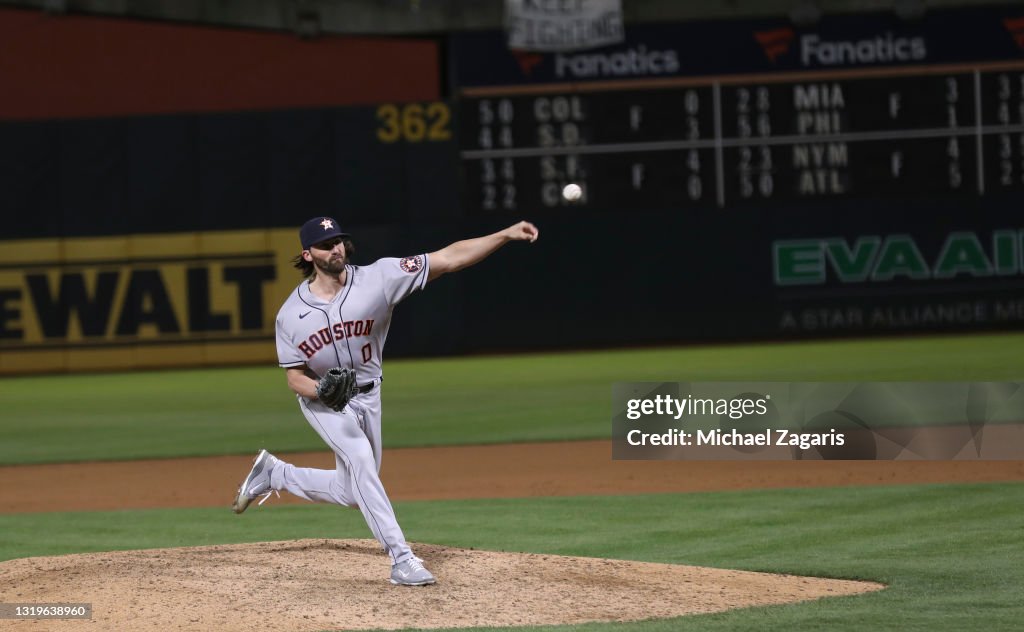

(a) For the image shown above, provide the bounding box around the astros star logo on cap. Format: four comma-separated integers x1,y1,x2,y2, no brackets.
320,219,334,230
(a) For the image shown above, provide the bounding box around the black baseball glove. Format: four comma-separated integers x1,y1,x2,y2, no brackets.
316,367,358,412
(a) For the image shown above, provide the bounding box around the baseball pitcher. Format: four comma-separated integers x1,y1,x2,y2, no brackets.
232,216,539,586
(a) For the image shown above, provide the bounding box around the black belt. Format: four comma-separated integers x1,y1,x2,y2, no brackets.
355,382,376,395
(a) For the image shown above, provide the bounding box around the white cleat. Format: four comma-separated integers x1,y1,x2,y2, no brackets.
390,557,436,586
231,449,279,514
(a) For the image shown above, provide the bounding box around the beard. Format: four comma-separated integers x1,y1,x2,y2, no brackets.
312,252,346,275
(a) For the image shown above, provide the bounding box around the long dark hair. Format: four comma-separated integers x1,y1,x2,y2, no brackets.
291,238,356,278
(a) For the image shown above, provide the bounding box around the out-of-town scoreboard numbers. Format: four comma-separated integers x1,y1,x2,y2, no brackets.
458,61,1024,211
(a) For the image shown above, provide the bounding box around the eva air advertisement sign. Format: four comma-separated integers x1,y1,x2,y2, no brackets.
771,229,1024,334
774,231,1022,285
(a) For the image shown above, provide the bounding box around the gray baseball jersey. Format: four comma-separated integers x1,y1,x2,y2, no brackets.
268,253,429,566
275,254,429,381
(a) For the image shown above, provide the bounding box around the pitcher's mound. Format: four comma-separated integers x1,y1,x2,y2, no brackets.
1,539,883,631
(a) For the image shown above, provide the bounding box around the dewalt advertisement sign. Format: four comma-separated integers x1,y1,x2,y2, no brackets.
0,229,301,374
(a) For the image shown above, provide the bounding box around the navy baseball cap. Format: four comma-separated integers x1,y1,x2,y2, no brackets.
300,216,350,249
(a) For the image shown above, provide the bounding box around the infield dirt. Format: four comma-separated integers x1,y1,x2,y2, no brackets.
2,439,1022,514
1,539,885,631
1,440,1020,630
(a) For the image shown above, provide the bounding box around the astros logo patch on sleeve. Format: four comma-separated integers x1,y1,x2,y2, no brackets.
399,255,424,273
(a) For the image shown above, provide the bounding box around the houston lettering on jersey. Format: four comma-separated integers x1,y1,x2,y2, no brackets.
297,320,374,358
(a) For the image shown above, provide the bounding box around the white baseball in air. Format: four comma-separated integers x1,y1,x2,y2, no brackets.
562,183,582,202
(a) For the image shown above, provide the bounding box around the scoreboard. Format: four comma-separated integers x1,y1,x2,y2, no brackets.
459,62,1024,211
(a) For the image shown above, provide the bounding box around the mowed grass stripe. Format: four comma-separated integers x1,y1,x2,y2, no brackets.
0,332,1022,464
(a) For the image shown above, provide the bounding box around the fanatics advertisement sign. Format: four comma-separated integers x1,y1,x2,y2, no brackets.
453,5,1024,88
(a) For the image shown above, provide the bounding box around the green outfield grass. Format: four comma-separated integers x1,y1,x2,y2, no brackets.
0,333,1022,464
1,482,1021,631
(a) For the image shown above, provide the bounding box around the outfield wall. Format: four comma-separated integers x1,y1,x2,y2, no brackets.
1,6,1023,374
2,208,1022,374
